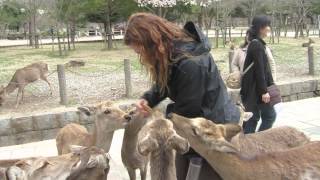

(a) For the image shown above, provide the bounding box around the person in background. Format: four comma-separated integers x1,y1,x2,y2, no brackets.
124,13,240,180
232,30,277,80
240,15,277,134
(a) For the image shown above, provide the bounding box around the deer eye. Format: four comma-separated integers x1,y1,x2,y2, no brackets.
129,111,135,115
104,109,111,114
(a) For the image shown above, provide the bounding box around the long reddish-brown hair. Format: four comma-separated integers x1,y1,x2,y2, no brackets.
124,13,193,93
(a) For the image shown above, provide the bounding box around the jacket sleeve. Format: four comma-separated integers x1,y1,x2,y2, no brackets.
251,41,268,95
231,49,241,73
141,84,167,108
265,47,277,81
172,60,206,117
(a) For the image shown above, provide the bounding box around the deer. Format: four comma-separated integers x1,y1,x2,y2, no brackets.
56,101,131,155
120,104,150,180
302,38,315,47
0,62,53,108
169,113,319,180
3,146,110,180
137,111,189,180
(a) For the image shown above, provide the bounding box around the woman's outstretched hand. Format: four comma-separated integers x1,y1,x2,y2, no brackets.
262,93,270,103
136,99,151,117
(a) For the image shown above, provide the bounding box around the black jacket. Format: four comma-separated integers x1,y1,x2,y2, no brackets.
240,38,274,111
142,22,240,124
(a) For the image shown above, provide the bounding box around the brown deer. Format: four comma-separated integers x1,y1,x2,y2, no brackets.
56,101,131,155
302,38,315,47
137,111,189,180
0,62,53,108
4,146,110,180
169,113,319,180
121,105,150,180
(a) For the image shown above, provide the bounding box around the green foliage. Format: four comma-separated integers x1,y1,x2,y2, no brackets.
0,0,27,31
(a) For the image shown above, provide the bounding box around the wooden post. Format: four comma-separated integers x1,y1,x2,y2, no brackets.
228,50,234,73
124,59,132,98
57,64,67,105
308,46,315,75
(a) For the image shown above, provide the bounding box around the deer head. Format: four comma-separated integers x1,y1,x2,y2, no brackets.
138,112,189,156
78,101,131,132
169,113,242,154
67,146,110,180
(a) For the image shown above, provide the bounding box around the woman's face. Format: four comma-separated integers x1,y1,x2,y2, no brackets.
260,26,271,38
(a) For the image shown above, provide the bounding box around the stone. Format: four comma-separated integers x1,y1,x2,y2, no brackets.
15,131,42,145
41,128,60,140
278,83,291,96
297,92,314,100
33,113,60,130
11,116,33,134
63,111,80,125
282,96,291,102
289,94,298,101
0,135,16,147
0,118,12,136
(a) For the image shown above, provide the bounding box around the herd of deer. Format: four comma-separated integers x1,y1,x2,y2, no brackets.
0,99,319,180
0,62,320,180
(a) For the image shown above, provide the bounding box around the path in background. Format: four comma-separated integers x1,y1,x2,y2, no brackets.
1,29,319,47
0,97,320,179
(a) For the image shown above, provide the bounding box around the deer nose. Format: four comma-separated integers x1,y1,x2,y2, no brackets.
124,115,132,121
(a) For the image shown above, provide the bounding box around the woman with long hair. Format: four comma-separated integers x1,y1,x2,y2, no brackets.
124,13,240,180
240,15,277,134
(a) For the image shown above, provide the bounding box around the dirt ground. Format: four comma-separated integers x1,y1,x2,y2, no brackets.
0,38,320,116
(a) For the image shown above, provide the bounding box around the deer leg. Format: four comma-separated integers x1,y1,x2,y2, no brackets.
140,165,147,180
41,76,53,96
126,167,136,180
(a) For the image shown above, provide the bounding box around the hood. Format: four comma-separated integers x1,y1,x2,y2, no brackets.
173,21,212,57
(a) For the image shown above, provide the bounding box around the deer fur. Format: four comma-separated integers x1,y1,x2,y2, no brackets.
4,146,110,180
0,62,52,108
137,111,189,180
56,101,130,155
121,105,149,180
170,113,320,180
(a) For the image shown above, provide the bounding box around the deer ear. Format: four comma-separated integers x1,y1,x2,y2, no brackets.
224,124,242,141
70,145,87,155
213,140,239,154
138,135,158,156
78,106,96,116
168,133,190,154
243,112,253,122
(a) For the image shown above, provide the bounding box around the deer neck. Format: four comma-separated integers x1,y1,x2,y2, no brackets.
122,118,147,149
192,142,247,180
93,120,114,153
4,83,18,95
150,149,176,180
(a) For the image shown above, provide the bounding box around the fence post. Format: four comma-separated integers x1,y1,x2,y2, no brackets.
308,46,315,75
228,50,234,73
124,59,132,98
57,64,67,105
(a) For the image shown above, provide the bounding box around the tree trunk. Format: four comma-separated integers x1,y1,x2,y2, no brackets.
57,28,62,56
215,28,219,48
70,19,76,50
106,0,113,50
66,23,71,50
103,22,108,49
63,31,66,54
28,20,34,46
318,15,320,37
